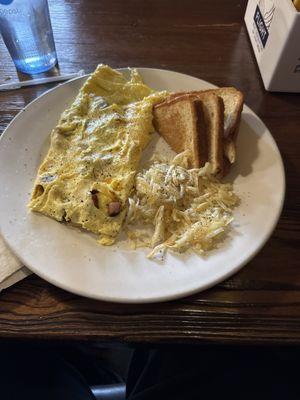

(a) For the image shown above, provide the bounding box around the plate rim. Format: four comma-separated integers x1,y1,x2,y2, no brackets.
0,67,286,303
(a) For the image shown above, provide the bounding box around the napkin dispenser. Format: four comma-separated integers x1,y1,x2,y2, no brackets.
244,0,300,92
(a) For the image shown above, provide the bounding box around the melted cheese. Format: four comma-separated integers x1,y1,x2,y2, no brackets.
29,65,167,244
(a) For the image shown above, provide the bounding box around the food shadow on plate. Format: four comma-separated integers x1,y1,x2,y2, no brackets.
139,132,174,169
224,112,261,183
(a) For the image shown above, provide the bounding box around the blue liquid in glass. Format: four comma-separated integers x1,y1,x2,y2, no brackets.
0,0,57,74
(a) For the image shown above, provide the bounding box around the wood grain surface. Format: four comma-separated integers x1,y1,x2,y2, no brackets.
0,0,300,344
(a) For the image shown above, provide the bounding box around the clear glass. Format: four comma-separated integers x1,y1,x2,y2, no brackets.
0,0,57,74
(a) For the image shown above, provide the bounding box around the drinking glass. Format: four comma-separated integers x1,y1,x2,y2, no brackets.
0,0,57,74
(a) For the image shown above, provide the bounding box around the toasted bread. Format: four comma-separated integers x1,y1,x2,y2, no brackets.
211,88,243,139
153,92,224,175
153,96,202,168
193,93,224,175
211,87,243,164
168,87,243,136
168,87,243,164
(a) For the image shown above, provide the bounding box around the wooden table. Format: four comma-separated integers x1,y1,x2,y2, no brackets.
0,0,299,345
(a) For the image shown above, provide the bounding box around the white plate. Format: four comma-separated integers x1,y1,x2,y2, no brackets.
0,68,285,303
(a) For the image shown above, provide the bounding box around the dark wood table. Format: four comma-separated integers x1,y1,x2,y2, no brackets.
0,0,299,345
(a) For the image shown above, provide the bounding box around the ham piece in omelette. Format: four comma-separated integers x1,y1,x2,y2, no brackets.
28,65,167,245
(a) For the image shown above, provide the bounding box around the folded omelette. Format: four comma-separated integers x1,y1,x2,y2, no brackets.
29,65,167,245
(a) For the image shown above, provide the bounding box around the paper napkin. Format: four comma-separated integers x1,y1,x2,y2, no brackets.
0,235,31,292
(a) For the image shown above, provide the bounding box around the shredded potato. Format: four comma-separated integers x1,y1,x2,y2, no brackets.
126,152,239,260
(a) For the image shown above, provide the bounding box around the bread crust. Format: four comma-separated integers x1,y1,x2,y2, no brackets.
193,99,208,168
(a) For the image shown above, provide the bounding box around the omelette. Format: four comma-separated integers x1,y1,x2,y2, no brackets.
29,65,167,245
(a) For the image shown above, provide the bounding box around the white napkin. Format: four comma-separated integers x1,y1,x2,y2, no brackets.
0,236,31,292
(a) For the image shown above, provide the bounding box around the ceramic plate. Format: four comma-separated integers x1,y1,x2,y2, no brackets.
0,68,285,303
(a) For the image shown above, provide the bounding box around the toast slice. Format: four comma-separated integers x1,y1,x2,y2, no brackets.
153,96,205,168
168,87,243,136
153,92,224,175
211,87,243,139
195,93,224,176
169,87,243,163
211,87,243,164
